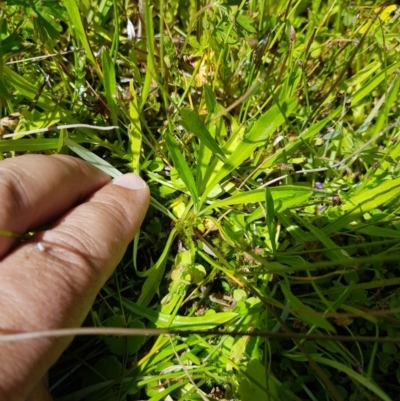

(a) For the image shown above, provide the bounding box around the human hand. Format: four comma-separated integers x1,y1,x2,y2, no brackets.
0,155,150,401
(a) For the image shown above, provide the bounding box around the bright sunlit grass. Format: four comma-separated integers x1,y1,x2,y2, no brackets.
1,0,400,400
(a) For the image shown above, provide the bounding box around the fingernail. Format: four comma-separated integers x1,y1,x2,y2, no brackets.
112,173,147,190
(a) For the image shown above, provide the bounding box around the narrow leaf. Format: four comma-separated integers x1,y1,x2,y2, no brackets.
351,62,399,106
301,219,351,262
140,0,157,109
280,281,336,332
202,98,297,199
180,108,226,161
122,297,238,329
166,132,198,206
129,79,142,173
265,188,276,252
324,177,400,235
313,356,391,401
62,0,102,77
204,186,312,215
64,138,122,178
101,49,119,128
137,228,177,307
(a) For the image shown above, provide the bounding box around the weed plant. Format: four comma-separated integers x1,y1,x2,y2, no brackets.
1,1,400,400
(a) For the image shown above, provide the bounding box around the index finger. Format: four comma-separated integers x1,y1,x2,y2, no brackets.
0,154,110,258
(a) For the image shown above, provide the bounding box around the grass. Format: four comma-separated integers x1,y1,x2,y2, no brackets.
1,0,400,400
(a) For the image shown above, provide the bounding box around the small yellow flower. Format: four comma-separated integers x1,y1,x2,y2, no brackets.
359,5,399,34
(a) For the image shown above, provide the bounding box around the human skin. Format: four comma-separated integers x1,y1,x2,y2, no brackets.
0,154,150,400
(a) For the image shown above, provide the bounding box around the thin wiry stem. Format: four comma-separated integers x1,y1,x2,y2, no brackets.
1,124,119,138
1,327,400,344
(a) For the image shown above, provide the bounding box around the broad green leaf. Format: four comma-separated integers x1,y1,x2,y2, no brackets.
236,14,257,33
238,359,277,401
351,62,400,106
0,138,60,152
62,0,102,77
180,108,226,161
202,98,298,200
222,118,246,156
342,61,380,89
91,356,121,381
204,185,312,215
324,177,400,235
197,141,213,191
122,297,238,329
203,84,217,112
280,281,336,332
166,132,199,206
148,381,186,401
200,111,238,192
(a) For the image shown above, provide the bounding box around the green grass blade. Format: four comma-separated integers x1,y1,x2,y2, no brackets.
166,132,199,208
265,187,276,253
140,0,157,109
3,66,99,139
203,186,312,215
354,226,400,238
300,219,351,262
101,49,120,131
201,98,298,200
148,381,187,401
0,138,60,152
277,212,313,243
64,137,122,177
4,66,56,110
351,62,400,106
122,297,238,329
280,281,336,332
373,74,400,135
313,356,392,401
324,177,400,235
62,0,102,77
136,228,177,306
129,79,142,173
180,108,226,162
